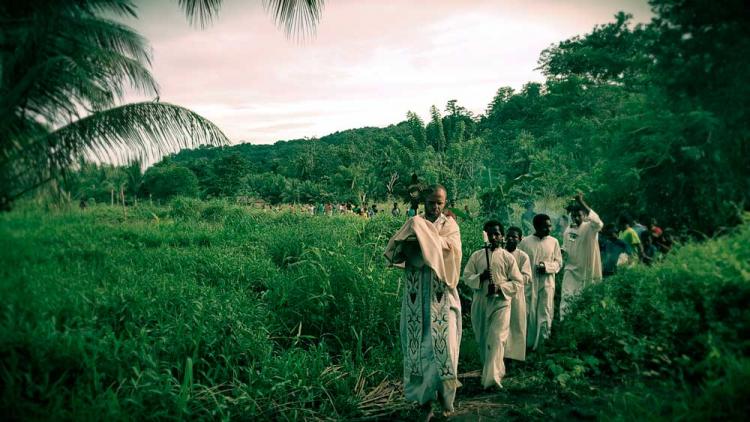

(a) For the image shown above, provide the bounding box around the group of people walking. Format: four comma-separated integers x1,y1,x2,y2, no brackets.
384,184,629,420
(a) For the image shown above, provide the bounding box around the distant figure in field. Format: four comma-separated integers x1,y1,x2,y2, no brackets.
463,221,523,389
618,213,643,260
384,185,462,420
391,202,401,217
640,230,657,265
599,224,629,277
324,203,333,216
504,226,531,363
633,214,649,237
519,213,562,351
521,202,535,236
79,198,87,210
369,203,378,217
560,193,603,319
407,204,417,218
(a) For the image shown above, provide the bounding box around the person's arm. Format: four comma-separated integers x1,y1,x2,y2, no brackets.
519,253,532,285
463,252,484,290
502,254,524,296
543,241,563,274
576,192,603,232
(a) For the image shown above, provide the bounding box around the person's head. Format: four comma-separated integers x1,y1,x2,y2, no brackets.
393,202,398,208
533,214,552,238
483,220,504,249
618,213,633,231
505,226,523,252
423,184,447,221
640,230,652,246
567,203,585,227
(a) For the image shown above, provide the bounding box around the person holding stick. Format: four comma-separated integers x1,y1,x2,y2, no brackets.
463,220,524,389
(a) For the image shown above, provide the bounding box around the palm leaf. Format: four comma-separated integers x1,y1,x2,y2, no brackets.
49,102,229,164
176,0,325,37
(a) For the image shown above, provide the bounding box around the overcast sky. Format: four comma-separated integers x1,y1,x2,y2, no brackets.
125,0,653,145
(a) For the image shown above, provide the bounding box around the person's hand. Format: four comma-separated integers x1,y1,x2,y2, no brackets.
480,269,493,283
536,262,546,275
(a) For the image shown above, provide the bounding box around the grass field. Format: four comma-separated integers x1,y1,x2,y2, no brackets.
1,200,748,420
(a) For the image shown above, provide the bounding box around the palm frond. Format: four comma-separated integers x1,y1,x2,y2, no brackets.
177,0,224,28
263,0,325,39
49,102,229,164
175,0,324,37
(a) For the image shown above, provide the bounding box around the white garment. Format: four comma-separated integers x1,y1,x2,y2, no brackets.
384,214,462,410
519,235,562,351
463,247,523,388
560,210,604,319
506,248,531,361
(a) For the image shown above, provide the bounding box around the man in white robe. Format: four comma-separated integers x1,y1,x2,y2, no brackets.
463,221,523,388
504,226,532,362
519,214,562,351
560,193,603,319
384,185,462,420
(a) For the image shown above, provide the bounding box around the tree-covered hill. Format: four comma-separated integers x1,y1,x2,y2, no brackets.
62,1,750,237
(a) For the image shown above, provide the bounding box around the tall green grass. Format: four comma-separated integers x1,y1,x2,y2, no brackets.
0,200,406,420
1,202,747,420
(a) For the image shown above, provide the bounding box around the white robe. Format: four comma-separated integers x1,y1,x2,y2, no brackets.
506,248,531,361
384,214,462,410
519,235,562,351
561,210,604,319
463,247,523,388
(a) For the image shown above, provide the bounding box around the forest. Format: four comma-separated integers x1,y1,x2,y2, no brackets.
1,0,748,420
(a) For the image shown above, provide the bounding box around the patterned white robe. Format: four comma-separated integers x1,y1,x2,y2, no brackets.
384,214,462,410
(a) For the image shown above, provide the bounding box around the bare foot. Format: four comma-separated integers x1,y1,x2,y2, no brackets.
420,402,434,422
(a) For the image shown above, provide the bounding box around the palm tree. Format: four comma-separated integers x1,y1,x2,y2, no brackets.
0,0,324,210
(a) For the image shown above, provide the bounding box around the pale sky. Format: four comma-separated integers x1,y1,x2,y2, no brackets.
124,0,652,145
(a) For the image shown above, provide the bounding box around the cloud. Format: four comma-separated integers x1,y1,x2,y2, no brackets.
126,0,653,145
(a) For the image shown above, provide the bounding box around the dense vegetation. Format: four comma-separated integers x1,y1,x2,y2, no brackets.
1,203,748,419
63,0,750,237
3,0,748,419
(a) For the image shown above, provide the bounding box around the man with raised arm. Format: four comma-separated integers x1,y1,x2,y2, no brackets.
560,193,604,319
384,184,462,421
519,214,562,351
463,221,523,389
504,226,532,362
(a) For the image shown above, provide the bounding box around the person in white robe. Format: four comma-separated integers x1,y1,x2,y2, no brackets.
384,185,462,420
504,226,532,362
519,214,562,351
463,221,523,388
560,193,603,319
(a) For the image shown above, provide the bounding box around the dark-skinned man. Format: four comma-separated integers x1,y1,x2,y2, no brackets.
384,184,462,421
560,192,603,319
519,214,562,351
463,221,523,389
504,226,532,363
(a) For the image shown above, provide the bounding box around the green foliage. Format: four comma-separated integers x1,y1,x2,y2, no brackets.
0,205,406,420
0,0,227,211
141,164,200,200
544,218,750,417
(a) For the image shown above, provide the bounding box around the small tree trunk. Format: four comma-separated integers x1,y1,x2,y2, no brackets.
110,188,114,206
